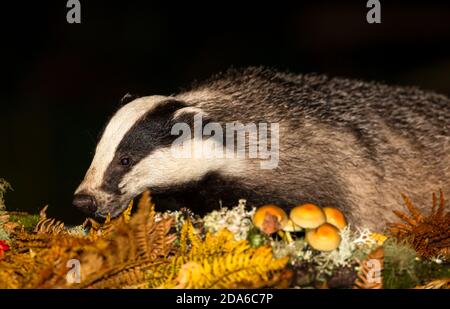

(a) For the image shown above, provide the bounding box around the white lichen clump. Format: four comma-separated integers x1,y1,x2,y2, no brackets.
271,225,379,276
313,226,367,275
271,238,309,260
155,210,185,232
66,225,89,237
203,199,255,240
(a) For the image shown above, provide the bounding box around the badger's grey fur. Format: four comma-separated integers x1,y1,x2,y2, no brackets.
74,67,450,231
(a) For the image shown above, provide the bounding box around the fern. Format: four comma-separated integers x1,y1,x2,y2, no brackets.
354,247,384,289
0,191,176,289
151,221,288,289
388,190,450,259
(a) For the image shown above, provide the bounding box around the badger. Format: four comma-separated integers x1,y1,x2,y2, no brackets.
73,67,450,231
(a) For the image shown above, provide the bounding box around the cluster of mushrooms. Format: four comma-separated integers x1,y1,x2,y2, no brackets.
252,204,347,251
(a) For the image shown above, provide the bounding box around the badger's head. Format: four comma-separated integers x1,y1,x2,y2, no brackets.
73,95,241,218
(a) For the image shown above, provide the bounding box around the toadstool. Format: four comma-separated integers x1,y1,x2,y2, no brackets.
305,223,341,251
289,203,326,229
280,219,302,243
253,204,288,234
323,207,347,230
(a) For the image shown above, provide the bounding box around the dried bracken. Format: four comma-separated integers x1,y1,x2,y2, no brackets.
415,278,450,289
0,191,177,288
34,205,65,235
68,191,177,288
0,180,448,289
354,247,384,289
388,190,450,259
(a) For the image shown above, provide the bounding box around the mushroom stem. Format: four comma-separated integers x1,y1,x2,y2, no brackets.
277,230,293,243
285,231,294,243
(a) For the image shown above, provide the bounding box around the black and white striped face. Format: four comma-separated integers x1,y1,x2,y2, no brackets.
73,96,241,218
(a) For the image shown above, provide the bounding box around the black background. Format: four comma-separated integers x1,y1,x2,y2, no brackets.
0,289,448,307
1,1,449,224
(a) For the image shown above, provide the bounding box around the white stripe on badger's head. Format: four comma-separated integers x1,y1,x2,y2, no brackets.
75,95,244,218
76,96,168,194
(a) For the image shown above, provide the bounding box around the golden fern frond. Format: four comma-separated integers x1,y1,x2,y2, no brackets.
123,199,133,224
179,221,248,262
189,230,249,262
152,221,288,289
179,218,190,255
160,244,288,289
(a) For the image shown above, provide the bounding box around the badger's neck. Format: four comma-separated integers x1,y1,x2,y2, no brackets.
150,168,263,215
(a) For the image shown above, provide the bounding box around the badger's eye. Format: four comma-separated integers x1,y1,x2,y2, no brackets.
120,157,131,166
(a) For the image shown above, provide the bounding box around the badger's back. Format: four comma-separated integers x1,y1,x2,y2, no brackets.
177,68,450,230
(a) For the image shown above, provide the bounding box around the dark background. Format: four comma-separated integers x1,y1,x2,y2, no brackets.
1,1,449,224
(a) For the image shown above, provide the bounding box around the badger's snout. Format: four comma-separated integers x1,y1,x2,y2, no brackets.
73,193,98,214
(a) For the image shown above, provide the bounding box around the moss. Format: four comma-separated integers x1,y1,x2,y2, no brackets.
8,213,40,232
0,225,9,241
0,210,8,240
383,238,418,288
414,260,450,284
247,227,268,248
381,238,449,288
0,178,12,211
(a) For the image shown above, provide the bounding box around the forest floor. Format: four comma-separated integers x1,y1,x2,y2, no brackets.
0,181,449,289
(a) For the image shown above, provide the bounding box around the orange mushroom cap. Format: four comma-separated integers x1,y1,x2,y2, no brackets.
289,203,326,229
323,207,347,230
253,204,288,234
305,223,341,251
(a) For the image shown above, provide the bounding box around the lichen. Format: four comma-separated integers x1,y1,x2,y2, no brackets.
66,225,88,236
271,238,309,260
203,199,255,240
271,226,379,279
0,188,448,289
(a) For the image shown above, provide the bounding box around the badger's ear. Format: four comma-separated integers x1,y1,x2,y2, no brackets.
173,106,207,120
170,105,211,127
120,93,140,105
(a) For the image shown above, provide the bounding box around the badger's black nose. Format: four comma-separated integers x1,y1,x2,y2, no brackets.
73,194,97,213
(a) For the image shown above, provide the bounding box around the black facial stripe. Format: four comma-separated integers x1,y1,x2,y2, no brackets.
100,99,190,194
